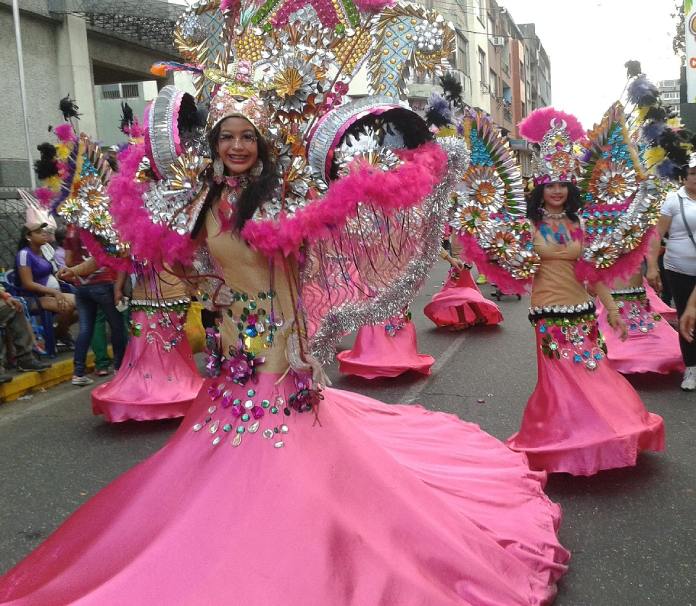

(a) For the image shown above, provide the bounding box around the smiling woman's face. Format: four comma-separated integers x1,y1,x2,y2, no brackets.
542,182,569,212
215,117,259,175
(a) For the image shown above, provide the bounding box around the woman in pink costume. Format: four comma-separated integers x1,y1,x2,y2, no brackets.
90,268,203,422
425,237,503,330
337,309,435,378
506,107,664,476
0,4,569,604
595,271,683,375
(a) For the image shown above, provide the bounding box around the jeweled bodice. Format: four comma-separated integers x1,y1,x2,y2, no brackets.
204,209,298,374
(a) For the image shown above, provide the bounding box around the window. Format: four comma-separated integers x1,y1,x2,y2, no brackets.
489,69,498,98
478,47,487,85
121,83,140,98
472,0,485,23
457,31,470,76
488,16,495,36
101,84,120,100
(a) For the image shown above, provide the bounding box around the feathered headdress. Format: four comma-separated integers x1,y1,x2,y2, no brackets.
519,107,585,186
628,73,693,181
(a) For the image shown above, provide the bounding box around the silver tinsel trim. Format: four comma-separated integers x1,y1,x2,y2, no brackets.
148,86,193,181
307,96,404,183
192,246,235,309
307,137,469,364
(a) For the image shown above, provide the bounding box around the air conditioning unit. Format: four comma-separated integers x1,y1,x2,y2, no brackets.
491,36,505,47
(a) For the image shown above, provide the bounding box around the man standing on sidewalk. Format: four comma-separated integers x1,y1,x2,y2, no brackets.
60,227,127,386
0,286,50,383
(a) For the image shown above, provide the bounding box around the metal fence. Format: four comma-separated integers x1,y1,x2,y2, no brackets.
0,195,24,272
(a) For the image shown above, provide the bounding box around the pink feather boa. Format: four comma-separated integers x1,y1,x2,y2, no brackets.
35,187,55,207
107,143,196,268
458,232,531,296
575,228,657,286
80,229,132,273
518,107,584,143
54,123,77,143
241,142,447,257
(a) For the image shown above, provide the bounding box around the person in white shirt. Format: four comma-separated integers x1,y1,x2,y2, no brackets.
648,158,696,390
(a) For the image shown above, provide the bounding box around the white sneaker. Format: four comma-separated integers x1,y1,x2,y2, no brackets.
72,375,94,386
681,367,696,391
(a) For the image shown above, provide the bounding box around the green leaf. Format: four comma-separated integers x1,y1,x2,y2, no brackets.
686,0,693,14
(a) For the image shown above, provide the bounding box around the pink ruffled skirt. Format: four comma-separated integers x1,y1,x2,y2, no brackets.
0,372,569,605
596,288,683,375
508,312,665,476
337,321,434,379
91,308,204,422
424,268,503,329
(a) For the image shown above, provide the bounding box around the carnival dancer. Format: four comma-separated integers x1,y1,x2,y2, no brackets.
0,4,569,604
89,267,203,422
502,107,664,476
595,271,682,375
336,308,434,378
424,233,503,330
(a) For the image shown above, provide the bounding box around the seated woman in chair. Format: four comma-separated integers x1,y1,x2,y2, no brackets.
15,221,76,347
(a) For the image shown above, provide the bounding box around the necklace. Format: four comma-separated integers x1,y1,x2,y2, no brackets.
541,208,567,220
217,185,242,231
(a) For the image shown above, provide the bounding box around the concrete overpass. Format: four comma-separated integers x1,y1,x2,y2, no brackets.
0,0,184,187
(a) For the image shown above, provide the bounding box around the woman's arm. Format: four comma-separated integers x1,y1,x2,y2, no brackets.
680,285,696,342
57,257,99,280
17,265,61,297
591,281,628,340
646,215,671,292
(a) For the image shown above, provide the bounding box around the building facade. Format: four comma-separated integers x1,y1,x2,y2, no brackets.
1,0,179,188
658,79,681,117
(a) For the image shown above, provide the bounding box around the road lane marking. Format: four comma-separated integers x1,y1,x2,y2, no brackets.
399,332,469,404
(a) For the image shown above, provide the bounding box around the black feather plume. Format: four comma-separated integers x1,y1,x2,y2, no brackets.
439,73,463,108
119,102,134,134
59,94,81,121
34,142,59,179
624,60,642,78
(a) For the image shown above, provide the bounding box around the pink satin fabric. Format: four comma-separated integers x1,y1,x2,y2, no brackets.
508,323,665,476
337,321,434,379
645,281,677,324
0,372,569,605
91,309,204,422
596,297,683,376
424,268,503,329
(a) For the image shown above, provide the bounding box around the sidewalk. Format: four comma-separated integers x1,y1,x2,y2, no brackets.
0,351,101,404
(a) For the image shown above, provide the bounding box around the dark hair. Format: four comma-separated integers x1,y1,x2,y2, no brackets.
54,226,67,246
17,226,33,252
192,117,277,238
526,182,583,225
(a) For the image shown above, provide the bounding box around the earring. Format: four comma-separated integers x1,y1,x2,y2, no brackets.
213,158,224,183
250,160,263,177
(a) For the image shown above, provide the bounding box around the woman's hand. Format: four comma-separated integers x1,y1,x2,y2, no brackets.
608,312,628,341
681,307,696,343
55,292,71,311
57,266,76,281
645,266,661,294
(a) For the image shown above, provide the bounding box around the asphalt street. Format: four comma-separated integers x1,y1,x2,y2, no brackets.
1,263,694,606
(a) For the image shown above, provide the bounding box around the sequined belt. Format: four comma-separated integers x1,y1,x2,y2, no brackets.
129,297,191,313
528,300,595,322
611,286,646,300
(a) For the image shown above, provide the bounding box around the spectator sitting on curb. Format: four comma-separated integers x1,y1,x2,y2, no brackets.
0,285,51,383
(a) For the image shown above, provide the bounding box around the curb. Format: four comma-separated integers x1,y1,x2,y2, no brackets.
0,352,99,404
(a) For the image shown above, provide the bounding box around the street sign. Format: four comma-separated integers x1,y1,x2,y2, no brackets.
686,0,696,102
